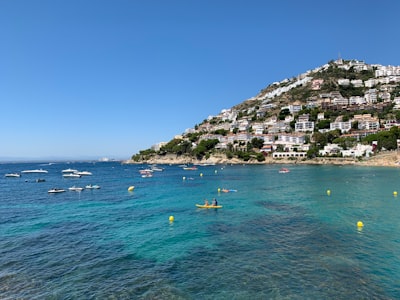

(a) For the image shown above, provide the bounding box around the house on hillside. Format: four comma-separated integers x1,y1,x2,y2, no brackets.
295,120,314,133
330,120,351,133
353,114,380,130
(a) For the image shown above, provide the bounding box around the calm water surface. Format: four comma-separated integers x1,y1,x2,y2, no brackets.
1,161,399,299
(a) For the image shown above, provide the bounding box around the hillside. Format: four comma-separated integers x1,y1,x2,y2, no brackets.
130,59,400,165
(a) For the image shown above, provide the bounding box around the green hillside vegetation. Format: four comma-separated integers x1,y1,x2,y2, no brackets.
132,59,400,163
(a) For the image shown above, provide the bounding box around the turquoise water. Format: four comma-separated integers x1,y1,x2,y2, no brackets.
1,161,400,299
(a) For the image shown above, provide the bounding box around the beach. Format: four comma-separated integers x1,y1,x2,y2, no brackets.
125,151,400,167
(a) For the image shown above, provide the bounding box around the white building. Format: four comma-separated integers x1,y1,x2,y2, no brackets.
277,133,306,144
330,121,351,133
295,121,314,132
341,144,373,157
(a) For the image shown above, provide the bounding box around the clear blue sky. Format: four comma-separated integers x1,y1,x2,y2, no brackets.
1,0,400,161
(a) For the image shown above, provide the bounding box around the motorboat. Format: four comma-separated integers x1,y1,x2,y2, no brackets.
36,178,46,182
85,184,100,189
62,168,78,173
63,173,81,178
141,172,153,178
68,186,84,192
150,165,164,171
5,173,21,177
183,166,198,170
48,188,66,193
139,169,153,174
21,169,48,174
74,171,92,176
279,168,290,173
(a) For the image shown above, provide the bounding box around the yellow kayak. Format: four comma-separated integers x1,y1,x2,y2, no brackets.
196,204,222,209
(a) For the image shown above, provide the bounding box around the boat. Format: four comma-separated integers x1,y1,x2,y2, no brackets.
141,172,153,178
68,186,84,192
150,166,164,172
221,189,237,193
85,184,100,189
183,166,198,170
48,188,66,193
63,173,81,178
62,168,78,173
279,168,290,173
139,169,153,174
21,169,48,174
196,204,223,209
5,173,21,177
74,171,92,176
36,178,46,182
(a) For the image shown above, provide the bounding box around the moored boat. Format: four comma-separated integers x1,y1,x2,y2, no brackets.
5,173,21,177
69,186,84,192
48,188,66,193
85,184,100,189
141,172,153,178
279,168,290,173
74,171,92,176
63,173,81,178
183,166,198,170
62,168,78,173
21,169,48,174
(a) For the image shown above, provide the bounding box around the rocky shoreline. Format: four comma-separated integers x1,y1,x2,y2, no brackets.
123,151,400,167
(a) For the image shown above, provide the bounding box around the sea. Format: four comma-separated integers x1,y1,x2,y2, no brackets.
1,161,400,299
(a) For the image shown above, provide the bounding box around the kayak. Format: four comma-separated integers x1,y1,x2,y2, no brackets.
196,204,222,209
221,189,237,193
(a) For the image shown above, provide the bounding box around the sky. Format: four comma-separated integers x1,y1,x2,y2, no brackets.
1,0,400,161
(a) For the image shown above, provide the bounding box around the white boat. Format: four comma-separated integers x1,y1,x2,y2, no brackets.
139,169,153,174
74,171,92,176
279,168,290,173
141,173,153,178
48,188,66,193
21,169,48,174
85,184,100,189
5,173,21,177
68,186,84,192
150,166,164,172
63,173,81,178
62,168,78,173
183,166,198,170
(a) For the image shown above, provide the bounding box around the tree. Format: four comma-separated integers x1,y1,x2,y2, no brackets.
250,138,264,149
317,119,330,130
313,132,327,148
279,108,290,120
307,146,319,158
192,139,219,159
333,137,357,150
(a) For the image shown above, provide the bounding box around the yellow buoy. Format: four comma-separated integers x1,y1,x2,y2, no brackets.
218,188,221,193
128,186,134,192
326,189,331,196
357,221,364,227
182,176,186,180
169,215,174,222
200,173,203,177
394,191,398,196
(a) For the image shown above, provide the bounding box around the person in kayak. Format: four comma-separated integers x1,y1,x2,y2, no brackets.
204,199,209,206
212,198,218,206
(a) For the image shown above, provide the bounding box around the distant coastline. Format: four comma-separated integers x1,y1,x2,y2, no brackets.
123,151,400,168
